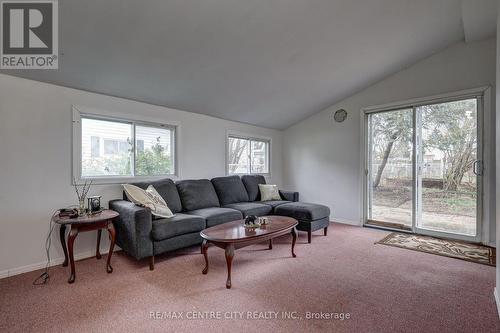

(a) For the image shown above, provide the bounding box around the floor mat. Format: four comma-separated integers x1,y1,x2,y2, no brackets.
376,232,495,266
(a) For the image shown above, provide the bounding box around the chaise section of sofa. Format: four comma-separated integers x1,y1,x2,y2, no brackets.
241,175,330,243
274,202,330,243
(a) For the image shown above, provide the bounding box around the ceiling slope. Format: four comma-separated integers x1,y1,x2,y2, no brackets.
461,0,497,43
2,0,471,129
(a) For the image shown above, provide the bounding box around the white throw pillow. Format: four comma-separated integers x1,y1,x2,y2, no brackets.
122,184,174,218
258,184,282,201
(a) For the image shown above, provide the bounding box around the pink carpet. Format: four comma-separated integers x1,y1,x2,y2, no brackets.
0,223,498,333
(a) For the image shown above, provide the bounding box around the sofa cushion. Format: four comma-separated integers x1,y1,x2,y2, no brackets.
258,184,281,201
176,179,220,211
186,207,242,227
152,213,205,241
122,184,174,218
125,178,182,213
241,175,266,201
211,176,249,205
274,202,330,221
223,202,272,217
260,200,291,210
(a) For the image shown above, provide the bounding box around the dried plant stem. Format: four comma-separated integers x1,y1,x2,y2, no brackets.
73,178,93,202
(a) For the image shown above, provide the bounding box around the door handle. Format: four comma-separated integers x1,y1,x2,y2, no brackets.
473,160,482,176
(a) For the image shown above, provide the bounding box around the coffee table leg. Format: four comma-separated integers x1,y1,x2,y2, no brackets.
269,239,273,250
96,229,102,259
202,240,209,274
106,222,116,273
225,244,235,289
59,224,68,267
67,227,79,283
291,227,297,258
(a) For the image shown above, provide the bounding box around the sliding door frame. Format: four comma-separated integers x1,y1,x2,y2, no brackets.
361,86,490,244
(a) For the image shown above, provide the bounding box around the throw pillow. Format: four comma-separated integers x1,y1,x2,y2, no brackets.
258,184,282,201
123,184,174,218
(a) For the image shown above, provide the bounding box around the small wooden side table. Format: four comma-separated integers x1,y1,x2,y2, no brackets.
52,209,119,283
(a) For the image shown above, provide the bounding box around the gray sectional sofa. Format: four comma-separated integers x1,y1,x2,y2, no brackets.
109,175,330,270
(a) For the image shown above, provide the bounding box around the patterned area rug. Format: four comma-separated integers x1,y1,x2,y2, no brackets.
377,233,496,266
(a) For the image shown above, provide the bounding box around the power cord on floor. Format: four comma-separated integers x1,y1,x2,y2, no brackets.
32,210,59,285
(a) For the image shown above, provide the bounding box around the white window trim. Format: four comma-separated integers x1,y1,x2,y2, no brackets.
72,105,179,185
225,130,271,176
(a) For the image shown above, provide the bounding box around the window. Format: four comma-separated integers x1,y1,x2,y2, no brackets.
77,112,176,181
227,135,270,174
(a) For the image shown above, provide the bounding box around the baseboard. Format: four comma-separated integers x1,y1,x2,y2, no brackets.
331,218,361,226
495,288,500,319
0,246,121,280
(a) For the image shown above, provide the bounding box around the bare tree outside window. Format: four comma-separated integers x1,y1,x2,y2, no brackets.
228,137,249,173
228,136,269,174
368,98,479,236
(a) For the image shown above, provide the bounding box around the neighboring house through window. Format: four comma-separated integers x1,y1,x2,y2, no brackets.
90,136,100,157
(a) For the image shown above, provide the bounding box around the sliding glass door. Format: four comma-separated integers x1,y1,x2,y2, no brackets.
367,108,414,230
415,99,480,239
365,96,482,242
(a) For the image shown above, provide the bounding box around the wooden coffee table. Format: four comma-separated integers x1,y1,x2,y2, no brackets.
200,215,298,289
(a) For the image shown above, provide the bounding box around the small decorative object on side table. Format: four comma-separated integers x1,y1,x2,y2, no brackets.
87,195,102,213
73,179,92,216
52,209,119,284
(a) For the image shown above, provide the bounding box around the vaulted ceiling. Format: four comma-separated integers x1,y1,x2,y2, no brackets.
2,0,496,129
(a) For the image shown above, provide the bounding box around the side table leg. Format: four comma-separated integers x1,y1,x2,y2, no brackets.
291,227,297,258
59,224,68,267
67,227,79,283
269,239,273,250
96,229,102,259
225,244,235,289
106,222,116,274
202,240,209,274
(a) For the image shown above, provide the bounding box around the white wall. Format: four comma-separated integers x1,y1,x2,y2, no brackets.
283,39,496,244
0,74,283,276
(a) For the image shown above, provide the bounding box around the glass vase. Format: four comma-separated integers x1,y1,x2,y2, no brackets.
78,198,86,216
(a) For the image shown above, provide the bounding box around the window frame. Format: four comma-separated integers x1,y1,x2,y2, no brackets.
72,106,178,184
226,132,271,176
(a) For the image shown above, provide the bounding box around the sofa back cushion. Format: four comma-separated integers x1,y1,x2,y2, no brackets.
211,176,249,205
176,179,220,211
241,175,267,201
123,178,182,213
